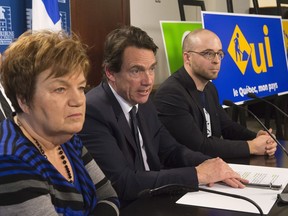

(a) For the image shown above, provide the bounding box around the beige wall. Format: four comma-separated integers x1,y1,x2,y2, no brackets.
250,0,276,7
130,0,251,85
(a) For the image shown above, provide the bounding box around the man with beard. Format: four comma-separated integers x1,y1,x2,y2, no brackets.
154,29,276,159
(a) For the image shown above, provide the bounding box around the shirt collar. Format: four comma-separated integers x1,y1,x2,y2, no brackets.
108,83,138,120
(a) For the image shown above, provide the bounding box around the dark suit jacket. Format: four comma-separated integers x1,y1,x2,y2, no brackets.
153,67,256,159
79,81,209,205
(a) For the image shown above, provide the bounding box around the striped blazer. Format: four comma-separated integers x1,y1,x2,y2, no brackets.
0,119,119,215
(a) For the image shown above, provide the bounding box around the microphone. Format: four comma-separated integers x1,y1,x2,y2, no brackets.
223,100,288,157
247,93,288,118
138,184,263,215
137,184,196,198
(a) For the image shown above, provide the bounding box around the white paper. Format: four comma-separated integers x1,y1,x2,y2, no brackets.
177,164,288,214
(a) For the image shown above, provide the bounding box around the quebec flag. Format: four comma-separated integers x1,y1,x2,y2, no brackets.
32,0,62,31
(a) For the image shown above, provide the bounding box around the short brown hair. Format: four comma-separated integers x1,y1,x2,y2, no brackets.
1,30,90,113
102,26,158,75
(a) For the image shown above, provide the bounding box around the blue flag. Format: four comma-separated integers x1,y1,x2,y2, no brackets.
32,0,62,31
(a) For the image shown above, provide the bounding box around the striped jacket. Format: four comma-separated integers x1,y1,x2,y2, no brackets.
0,119,119,215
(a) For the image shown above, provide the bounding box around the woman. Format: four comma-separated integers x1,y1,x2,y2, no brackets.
0,30,119,215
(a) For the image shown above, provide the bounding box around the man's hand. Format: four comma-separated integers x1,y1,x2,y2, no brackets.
248,132,277,156
195,157,247,188
256,128,273,137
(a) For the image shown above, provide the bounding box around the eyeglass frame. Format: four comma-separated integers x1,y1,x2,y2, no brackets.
186,49,225,61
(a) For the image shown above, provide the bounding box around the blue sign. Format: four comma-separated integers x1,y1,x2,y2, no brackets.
58,0,71,34
202,12,288,104
0,0,26,53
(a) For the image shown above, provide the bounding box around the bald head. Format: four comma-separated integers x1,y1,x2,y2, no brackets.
182,29,221,53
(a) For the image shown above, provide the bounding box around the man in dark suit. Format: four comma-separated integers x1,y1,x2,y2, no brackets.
79,26,246,206
153,29,277,159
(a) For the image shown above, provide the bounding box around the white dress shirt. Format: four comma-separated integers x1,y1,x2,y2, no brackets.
109,83,150,171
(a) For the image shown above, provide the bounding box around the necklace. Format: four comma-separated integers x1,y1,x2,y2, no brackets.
16,116,73,183
34,138,73,183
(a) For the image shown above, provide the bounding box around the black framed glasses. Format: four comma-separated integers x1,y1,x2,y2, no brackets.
187,50,225,61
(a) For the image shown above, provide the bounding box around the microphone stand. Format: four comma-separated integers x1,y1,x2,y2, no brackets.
138,184,264,215
247,93,288,118
223,100,288,157
247,93,287,139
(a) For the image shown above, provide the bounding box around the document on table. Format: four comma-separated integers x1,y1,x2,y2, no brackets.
176,164,288,214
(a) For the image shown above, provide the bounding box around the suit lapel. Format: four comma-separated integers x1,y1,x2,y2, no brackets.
102,82,137,152
177,68,205,117
175,68,207,133
204,84,219,135
136,105,159,170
